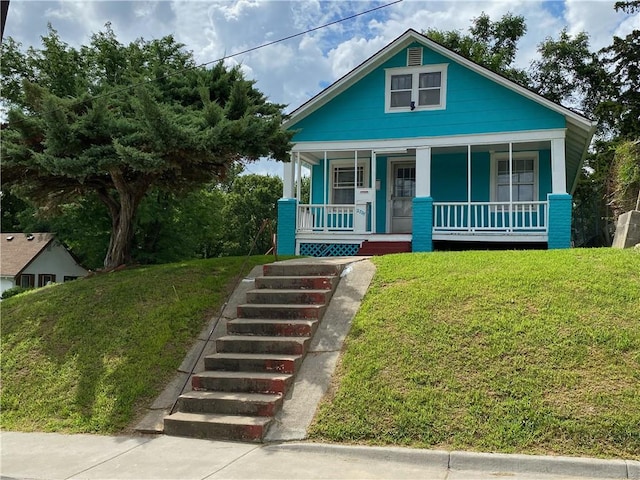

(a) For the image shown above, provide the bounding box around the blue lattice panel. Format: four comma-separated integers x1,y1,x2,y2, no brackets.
299,243,359,257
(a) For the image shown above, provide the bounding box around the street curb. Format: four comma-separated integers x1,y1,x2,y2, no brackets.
270,443,639,478
268,443,449,468
450,450,632,479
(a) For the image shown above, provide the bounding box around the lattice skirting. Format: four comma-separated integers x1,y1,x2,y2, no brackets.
299,243,360,257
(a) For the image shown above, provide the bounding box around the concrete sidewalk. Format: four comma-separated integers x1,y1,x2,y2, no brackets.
1,431,638,480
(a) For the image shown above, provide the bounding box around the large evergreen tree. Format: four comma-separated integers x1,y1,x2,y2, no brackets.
0,25,293,268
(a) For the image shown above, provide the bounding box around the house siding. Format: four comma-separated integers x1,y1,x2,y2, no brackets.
291,43,565,143
21,243,88,283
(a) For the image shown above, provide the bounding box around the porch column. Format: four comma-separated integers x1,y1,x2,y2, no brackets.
283,153,295,198
413,147,433,252
548,137,571,249
551,137,567,194
277,198,297,255
415,147,431,197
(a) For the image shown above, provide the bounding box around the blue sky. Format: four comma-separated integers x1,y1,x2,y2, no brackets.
3,1,638,175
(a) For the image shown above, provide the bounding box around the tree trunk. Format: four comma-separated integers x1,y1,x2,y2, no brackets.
99,169,151,270
103,191,137,269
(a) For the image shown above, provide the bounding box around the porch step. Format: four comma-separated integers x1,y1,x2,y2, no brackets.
216,335,310,355
192,370,293,394
227,318,317,337
246,288,333,305
204,353,302,374
164,412,272,442
176,391,283,416
255,275,338,291
357,241,412,255
263,263,342,277
237,303,327,320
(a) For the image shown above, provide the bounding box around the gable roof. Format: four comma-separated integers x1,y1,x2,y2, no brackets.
285,28,595,132
0,232,56,277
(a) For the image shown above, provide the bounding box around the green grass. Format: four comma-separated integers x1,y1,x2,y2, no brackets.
309,248,640,459
0,255,283,434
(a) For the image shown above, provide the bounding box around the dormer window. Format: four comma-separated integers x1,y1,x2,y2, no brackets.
385,64,448,113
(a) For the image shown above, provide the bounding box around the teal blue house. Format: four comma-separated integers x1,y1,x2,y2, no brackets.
277,29,596,256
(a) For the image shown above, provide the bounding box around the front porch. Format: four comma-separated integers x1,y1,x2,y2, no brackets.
278,132,573,256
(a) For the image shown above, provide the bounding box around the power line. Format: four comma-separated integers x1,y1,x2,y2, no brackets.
5,0,402,123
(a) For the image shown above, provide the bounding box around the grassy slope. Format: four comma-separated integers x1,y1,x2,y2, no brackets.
309,249,640,459
0,255,280,433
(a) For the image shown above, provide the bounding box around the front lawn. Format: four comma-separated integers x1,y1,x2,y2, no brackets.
309,248,640,459
0,255,280,433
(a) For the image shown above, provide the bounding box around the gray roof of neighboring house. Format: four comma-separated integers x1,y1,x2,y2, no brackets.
0,232,56,277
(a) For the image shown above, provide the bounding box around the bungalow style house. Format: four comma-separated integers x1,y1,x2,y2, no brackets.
276,29,597,256
0,233,88,297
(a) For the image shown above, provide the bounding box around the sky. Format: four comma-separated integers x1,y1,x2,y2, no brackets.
3,0,639,176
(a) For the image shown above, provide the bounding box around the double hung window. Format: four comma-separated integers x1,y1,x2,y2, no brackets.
332,165,365,204
386,64,447,112
493,153,538,202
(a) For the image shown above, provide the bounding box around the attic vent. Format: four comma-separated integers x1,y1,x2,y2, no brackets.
27,235,34,241
407,47,422,66
6,236,14,241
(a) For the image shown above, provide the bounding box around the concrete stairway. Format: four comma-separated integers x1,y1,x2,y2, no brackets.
164,262,341,442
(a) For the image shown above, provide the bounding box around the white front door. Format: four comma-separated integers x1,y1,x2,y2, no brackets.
390,162,416,233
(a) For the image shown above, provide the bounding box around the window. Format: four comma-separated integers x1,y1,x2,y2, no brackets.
38,274,56,287
492,153,538,202
64,276,78,282
386,64,448,112
332,165,365,204
18,274,35,288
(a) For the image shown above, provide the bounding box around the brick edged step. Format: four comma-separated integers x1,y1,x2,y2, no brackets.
192,370,293,394
246,289,333,305
177,391,283,416
255,275,338,291
237,303,326,319
216,335,310,355
164,412,271,442
227,318,317,337
263,263,341,277
204,353,302,374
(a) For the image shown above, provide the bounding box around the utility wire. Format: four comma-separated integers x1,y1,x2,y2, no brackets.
5,0,402,123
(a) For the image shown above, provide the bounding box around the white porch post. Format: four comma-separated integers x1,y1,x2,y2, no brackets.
371,150,377,233
415,147,431,197
467,145,472,231
283,152,295,198
296,152,302,200
551,137,567,194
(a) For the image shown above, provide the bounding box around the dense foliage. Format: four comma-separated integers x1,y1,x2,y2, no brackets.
0,25,292,268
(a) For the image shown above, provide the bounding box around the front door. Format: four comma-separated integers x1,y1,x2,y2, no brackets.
391,162,416,233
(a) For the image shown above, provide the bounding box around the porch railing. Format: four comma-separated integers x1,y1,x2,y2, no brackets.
433,201,548,233
297,204,356,232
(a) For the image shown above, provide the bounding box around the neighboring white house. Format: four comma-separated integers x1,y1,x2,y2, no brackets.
0,233,88,297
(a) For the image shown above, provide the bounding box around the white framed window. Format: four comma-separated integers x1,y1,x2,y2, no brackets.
385,64,448,113
331,162,368,204
491,152,539,202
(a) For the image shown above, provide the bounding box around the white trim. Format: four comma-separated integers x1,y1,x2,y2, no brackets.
433,232,548,242
386,157,416,233
490,151,540,202
290,129,567,153
329,158,369,205
384,64,448,113
551,137,567,194
415,147,431,197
